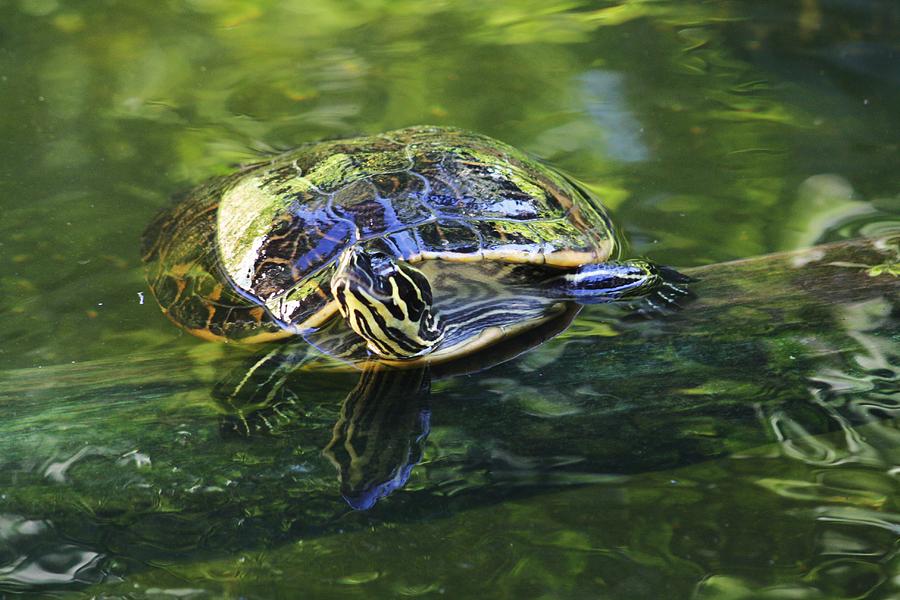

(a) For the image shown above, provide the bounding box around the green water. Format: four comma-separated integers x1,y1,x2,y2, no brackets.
1,0,899,598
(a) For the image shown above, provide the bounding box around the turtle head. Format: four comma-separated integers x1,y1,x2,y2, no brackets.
331,247,444,359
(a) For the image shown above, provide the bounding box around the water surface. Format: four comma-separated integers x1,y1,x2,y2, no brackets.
1,0,899,597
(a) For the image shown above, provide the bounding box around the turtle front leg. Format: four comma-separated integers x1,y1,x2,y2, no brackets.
331,247,445,359
545,260,693,309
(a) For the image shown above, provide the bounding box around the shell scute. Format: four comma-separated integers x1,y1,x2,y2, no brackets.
472,218,605,265
409,145,567,222
330,173,432,239
367,219,483,262
250,210,354,299
299,144,411,194
413,220,482,258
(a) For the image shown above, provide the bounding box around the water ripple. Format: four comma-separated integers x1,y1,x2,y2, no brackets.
0,514,106,591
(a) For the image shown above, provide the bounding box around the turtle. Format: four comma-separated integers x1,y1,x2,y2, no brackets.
142,125,689,363
142,125,691,508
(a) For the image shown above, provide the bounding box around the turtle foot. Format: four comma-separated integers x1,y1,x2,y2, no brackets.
627,266,695,318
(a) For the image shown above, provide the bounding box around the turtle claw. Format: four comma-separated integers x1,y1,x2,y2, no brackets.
627,268,695,318
657,265,695,285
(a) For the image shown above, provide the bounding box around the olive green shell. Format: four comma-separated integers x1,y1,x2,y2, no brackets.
142,126,617,342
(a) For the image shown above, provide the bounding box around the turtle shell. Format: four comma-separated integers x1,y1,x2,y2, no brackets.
141,174,291,342
143,126,618,343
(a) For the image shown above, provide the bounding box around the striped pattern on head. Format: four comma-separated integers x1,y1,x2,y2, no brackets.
331,248,445,359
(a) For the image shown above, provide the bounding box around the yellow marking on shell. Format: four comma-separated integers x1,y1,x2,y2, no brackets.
178,321,294,344
182,326,231,343
401,246,611,268
231,329,296,344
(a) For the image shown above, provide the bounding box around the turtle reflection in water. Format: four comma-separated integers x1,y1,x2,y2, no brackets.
141,126,690,508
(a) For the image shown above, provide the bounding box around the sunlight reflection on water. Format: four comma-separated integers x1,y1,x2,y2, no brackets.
0,515,105,590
